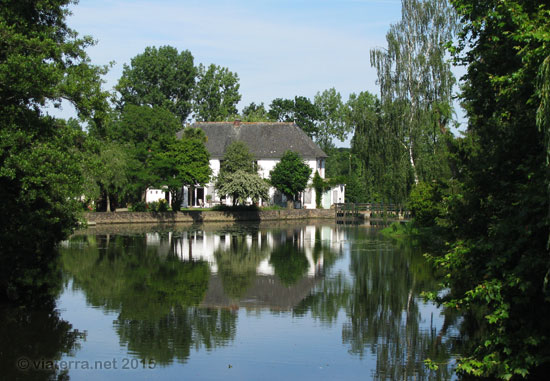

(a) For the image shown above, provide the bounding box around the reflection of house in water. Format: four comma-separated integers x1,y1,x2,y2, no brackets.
145,225,346,310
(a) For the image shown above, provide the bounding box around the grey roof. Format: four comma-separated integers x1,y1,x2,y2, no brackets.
177,122,327,159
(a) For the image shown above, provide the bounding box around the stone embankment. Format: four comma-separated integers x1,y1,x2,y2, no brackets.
84,209,333,225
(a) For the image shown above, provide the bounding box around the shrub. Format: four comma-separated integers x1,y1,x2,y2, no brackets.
129,201,147,212
407,182,443,227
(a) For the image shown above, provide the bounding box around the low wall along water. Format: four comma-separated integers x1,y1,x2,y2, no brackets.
84,209,334,225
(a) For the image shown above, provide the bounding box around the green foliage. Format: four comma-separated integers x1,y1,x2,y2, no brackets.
193,63,241,121
115,46,196,123
219,141,255,174
425,0,550,378
312,171,328,208
347,91,405,202
268,96,319,138
314,88,348,150
241,102,273,122
111,104,182,202
408,182,444,227
269,151,312,201
129,201,147,212
152,128,212,210
0,0,109,303
80,139,131,212
215,141,268,205
370,0,457,196
215,170,269,206
147,199,169,212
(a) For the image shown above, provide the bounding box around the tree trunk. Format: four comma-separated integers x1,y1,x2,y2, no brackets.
106,192,111,212
409,140,419,185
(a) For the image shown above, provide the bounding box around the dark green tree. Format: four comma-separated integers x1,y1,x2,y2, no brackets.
346,92,395,201
424,0,550,378
219,141,255,174
193,64,241,121
110,104,182,201
268,96,319,138
269,151,312,203
152,128,212,210
241,102,273,122
81,140,131,212
0,0,109,303
115,46,196,123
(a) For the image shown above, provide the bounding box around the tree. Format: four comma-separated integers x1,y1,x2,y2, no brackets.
215,170,269,206
0,0,109,303
215,141,269,205
153,128,211,210
219,141,255,174
115,46,196,123
270,151,312,203
268,96,319,138
193,64,241,121
314,88,348,150
423,1,550,378
241,102,273,122
110,104,182,202
347,91,409,202
81,139,131,212
370,0,457,186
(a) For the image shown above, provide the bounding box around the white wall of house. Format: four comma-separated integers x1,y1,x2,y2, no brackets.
145,188,171,204
145,157,341,209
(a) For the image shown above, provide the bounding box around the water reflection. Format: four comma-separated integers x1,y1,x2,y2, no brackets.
58,223,461,378
0,269,84,380
296,227,461,379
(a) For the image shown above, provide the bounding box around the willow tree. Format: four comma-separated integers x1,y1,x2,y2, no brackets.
370,0,457,187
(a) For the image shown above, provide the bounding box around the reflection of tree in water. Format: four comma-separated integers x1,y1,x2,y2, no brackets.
0,275,85,380
115,307,236,365
269,240,309,286
61,234,237,365
213,231,271,299
296,228,461,380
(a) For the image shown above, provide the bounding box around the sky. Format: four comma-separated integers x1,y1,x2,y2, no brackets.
55,0,464,146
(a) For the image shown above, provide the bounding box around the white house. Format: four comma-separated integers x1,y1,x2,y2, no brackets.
146,121,345,208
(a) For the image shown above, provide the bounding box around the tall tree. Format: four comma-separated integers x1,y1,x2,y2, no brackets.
268,96,319,138
370,0,457,186
110,104,182,201
193,64,241,122
81,139,131,212
347,91,410,202
314,88,348,150
0,0,109,303
426,1,550,378
115,46,196,123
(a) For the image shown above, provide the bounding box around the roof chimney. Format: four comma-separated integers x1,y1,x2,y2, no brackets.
233,119,241,127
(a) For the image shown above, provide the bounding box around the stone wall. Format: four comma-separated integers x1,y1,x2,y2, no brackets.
84,209,334,225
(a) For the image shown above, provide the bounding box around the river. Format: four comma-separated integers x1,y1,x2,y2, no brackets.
2,222,462,380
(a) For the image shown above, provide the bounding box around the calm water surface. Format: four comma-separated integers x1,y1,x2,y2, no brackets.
4,222,462,380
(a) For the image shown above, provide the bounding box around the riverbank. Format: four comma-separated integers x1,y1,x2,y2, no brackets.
83,209,334,225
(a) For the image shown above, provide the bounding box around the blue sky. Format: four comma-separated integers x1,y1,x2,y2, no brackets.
58,0,463,145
